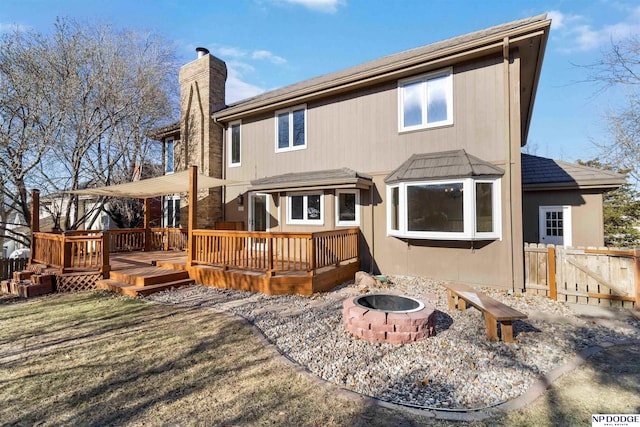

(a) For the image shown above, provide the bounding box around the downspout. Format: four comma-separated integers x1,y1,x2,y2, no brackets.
503,37,516,293
213,117,226,221
370,185,375,274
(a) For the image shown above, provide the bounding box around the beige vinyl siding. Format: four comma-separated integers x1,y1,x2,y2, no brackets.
522,190,605,247
224,54,507,183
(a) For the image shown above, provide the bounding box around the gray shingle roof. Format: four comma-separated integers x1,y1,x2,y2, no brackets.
521,154,625,189
250,168,372,190
384,150,505,184
217,14,548,118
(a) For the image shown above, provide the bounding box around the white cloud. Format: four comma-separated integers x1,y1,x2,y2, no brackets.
211,45,247,59
549,7,640,52
280,0,345,13
225,63,265,104
252,49,287,64
190,44,287,103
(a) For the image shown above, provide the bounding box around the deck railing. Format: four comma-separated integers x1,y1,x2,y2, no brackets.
32,231,108,274
191,227,359,274
150,228,188,251
30,226,359,278
109,228,145,252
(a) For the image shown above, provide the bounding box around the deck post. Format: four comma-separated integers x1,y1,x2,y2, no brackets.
634,248,640,311
548,245,557,301
143,198,151,252
308,234,316,276
61,234,71,274
101,231,110,279
267,236,274,276
187,165,197,269
29,189,40,265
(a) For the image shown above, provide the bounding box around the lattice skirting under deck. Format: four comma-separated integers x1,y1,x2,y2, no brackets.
56,273,102,293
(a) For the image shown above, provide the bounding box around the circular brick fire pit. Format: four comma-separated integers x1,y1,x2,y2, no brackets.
343,294,436,344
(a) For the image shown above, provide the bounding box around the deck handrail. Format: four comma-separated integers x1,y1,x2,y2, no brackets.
31,226,359,279
32,231,109,275
150,227,188,251
190,227,359,274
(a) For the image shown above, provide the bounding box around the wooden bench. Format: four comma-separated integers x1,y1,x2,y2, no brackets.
443,283,528,343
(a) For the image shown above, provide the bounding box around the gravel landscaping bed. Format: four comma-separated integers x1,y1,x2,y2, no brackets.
145,277,640,410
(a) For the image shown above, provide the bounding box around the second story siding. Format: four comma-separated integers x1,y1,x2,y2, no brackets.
224,53,508,183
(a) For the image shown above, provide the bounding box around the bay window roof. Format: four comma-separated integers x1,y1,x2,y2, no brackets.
384,149,504,184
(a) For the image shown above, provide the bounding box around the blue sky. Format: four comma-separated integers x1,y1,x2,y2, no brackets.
2,0,640,163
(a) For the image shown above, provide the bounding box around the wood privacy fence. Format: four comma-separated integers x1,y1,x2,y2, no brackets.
0,258,29,280
191,227,360,275
524,243,639,309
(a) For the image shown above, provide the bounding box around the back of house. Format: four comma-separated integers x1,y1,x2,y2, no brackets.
154,15,555,290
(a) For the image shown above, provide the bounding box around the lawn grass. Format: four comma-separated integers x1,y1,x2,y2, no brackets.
1,291,638,426
0,292,442,426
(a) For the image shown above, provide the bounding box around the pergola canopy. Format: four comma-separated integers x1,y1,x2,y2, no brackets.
67,169,234,198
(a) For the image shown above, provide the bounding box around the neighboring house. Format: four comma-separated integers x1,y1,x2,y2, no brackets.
521,154,624,247
39,192,114,231
152,14,620,290
2,211,29,258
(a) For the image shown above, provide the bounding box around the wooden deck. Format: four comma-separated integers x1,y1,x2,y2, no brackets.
93,250,358,296
96,251,193,297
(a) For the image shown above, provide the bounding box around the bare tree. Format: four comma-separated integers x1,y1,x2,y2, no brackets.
0,18,178,241
583,36,640,185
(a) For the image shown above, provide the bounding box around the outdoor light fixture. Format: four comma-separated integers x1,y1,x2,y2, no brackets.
237,194,244,206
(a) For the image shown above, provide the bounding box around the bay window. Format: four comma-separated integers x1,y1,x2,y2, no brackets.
387,178,501,240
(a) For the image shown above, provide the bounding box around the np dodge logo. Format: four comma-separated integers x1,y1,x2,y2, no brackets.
592,414,640,427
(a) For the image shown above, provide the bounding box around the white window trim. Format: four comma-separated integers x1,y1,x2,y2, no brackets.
275,104,307,153
386,178,501,240
164,195,180,228
539,205,572,246
473,179,502,240
228,120,241,168
335,189,360,227
165,138,175,174
398,67,453,133
286,191,324,225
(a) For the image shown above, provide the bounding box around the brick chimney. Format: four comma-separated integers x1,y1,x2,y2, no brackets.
178,48,227,226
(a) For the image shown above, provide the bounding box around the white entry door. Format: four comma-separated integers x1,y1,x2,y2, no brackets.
539,206,571,246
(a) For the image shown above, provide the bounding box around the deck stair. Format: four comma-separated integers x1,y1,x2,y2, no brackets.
96,265,194,297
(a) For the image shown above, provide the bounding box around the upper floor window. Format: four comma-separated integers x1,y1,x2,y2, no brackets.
287,192,323,225
229,121,241,167
165,139,174,174
387,178,501,240
336,190,360,226
276,105,306,152
398,68,453,132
